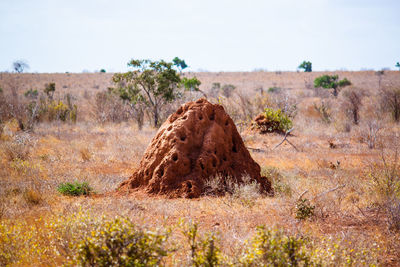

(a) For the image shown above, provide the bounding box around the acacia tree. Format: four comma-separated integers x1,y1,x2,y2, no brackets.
172,57,188,73
298,61,312,72
314,75,351,97
112,59,200,127
396,62,400,71
13,60,29,73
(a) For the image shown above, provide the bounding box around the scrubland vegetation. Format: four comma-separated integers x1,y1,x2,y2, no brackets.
1,69,400,266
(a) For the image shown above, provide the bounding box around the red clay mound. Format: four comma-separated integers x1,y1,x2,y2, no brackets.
118,98,272,198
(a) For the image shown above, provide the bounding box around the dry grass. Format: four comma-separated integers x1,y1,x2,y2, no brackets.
1,71,400,265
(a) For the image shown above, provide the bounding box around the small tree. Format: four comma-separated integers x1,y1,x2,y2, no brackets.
381,86,400,122
112,59,200,127
100,69,106,73
298,61,312,72
12,60,29,73
172,57,188,73
314,75,351,97
395,62,400,71
341,87,365,125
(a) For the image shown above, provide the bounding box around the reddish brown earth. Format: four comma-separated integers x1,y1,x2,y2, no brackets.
118,98,272,198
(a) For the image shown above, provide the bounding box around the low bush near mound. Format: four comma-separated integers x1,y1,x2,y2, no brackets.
253,108,293,134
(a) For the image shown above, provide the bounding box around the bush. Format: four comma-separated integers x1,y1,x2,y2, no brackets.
24,89,38,99
380,86,400,122
368,153,400,231
57,182,93,196
240,226,318,266
314,75,351,97
341,87,365,125
253,108,293,134
44,82,55,99
295,198,315,220
76,217,170,266
183,222,221,267
94,91,130,124
268,86,281,93
313,101,332,124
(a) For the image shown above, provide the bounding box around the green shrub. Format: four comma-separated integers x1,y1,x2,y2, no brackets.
47,100,69,121
253,108,293,134
268,87,281,93
298,61,312,72
76,218,170,266
314,75,351,97
183,222,221,267
240,226,319,266
296,198,315,220
24,89,38,99
57,182,92,196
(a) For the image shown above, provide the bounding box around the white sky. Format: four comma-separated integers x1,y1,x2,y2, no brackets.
0,0,399,72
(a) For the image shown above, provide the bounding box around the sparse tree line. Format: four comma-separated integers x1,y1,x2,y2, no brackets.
1,58,400,142
0,80,77,131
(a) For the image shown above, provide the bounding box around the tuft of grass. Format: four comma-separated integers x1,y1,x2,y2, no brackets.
79,147,91,162
204,174,261,207
57,181,93,196
22,188,42,206
262,166,292,197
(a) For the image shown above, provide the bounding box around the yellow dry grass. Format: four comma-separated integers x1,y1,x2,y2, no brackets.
1,71,400,265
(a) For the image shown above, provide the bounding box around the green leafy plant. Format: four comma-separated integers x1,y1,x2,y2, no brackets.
296,198,315,220
57,181,93,196
298,60,312,72
240,226,318,266
183,222,221,267
253,108,293,134
24,89,38,99
76,217,170,266
268,86,281,93
314,75,351,97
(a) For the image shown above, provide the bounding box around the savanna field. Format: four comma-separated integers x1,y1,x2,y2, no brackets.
1,70,400,266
